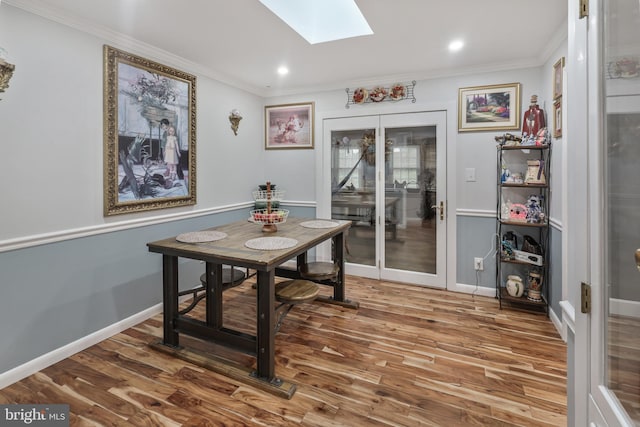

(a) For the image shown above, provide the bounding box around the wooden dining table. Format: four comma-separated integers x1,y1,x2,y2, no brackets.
146,217,355,398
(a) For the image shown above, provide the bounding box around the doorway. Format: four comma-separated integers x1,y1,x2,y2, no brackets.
323,111,447,288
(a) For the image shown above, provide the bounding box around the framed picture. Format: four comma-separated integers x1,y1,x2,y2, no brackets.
265,102,315,149
553,98,562,138
553,57,565,100
103,45,196,216
458,83,521,132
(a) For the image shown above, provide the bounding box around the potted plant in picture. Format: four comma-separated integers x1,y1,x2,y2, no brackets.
124,73,178,127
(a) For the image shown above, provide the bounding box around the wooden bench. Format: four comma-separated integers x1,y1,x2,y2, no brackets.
274,279,319,332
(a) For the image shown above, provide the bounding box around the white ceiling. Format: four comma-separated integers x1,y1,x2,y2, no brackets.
7,0,568,97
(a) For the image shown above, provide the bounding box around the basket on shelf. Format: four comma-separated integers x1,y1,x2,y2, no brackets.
252,189,286,202
250,209,289,225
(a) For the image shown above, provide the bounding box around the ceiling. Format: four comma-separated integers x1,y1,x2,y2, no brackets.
7,0,568,97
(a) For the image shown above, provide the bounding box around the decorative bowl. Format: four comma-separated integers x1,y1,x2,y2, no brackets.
250,209,289,225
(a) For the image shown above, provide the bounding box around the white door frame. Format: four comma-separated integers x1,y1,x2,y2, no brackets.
378,111,447,287
317,106,451,289
572,0,638,424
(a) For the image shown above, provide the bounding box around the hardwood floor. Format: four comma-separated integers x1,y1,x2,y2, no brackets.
0,276,567,426
346,218,436,273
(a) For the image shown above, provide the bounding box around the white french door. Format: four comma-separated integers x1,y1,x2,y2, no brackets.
584,0,640,425
322,111,447,288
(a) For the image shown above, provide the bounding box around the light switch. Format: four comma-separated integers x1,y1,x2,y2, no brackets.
465,168,476,182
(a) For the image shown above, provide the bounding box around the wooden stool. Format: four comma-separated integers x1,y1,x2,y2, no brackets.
299,262,339,282
199,267,247,291
179,267,247,315
274,279,319,332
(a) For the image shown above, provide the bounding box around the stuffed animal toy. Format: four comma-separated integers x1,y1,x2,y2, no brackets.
509,203,527,222
525,194,545,223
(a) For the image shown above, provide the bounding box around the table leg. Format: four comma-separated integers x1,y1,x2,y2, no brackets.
333,232,346,301
255,269,277,382
205,262,223,328
162,255,179,347
296,252,307,268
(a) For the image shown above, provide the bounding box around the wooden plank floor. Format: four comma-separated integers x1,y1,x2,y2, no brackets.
0,276,567,426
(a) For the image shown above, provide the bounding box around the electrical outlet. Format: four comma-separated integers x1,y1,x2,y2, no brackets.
474,257,484,271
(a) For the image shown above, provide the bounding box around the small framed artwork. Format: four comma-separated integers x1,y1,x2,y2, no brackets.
265,102,315,149
553,98,562,138
553,57,565,100
103,45,197,216
458,83,521,132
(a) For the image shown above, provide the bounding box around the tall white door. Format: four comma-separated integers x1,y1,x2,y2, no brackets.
584,0,640,425
323,111,447,288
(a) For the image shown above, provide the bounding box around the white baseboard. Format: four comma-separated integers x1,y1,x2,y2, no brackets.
451,282,497,298
0,304,162,389
548,306,564,341
610,297,640,318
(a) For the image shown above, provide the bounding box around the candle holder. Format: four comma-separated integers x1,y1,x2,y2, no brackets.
229,109,242,135
0,58,15,100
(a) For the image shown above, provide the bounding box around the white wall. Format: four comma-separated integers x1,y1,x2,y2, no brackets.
267,67,551,216
0,5,265,243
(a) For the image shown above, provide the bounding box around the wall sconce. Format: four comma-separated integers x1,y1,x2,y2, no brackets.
229,109,242,135
0,48,15,100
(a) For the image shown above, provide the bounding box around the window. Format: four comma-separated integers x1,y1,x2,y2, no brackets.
392,145,419,188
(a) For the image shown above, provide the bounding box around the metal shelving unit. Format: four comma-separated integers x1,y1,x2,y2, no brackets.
495,143,551,314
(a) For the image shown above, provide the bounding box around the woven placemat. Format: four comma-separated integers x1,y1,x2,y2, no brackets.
300,220,340,229
244,237,298,251
176,230,228,243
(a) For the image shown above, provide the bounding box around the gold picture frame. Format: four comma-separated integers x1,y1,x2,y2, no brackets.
103,45,196,216
265,102,315,149
553,98,562,138
553,57,565,100
458,83,521,132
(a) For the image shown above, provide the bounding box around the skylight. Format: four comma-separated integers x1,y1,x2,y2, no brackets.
258,0,373,44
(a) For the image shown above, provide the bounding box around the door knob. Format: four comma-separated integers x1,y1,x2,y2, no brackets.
636,249,640,272
431,201,444,221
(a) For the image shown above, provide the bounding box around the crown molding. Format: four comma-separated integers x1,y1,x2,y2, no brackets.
4,0,269,97
4,0,569,98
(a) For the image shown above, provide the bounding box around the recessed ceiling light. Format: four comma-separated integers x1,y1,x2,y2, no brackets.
259,0,373,44
277,66,289,75
449,40,464,52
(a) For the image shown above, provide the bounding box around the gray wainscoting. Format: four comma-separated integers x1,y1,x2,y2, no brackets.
0,205,314,376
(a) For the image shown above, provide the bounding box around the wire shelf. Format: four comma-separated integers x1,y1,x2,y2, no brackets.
345,81,416,108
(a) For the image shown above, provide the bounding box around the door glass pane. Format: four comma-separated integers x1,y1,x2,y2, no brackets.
384,126,436,273
604,0,640,422
330,128,376,266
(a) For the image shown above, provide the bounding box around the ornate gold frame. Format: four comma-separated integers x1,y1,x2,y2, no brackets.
103,45,196,216
458,83,521,132
553,57,565,100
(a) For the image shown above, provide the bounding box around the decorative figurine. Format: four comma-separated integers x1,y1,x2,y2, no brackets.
522,95,546,138
527,271,543,301
525,194,545,224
